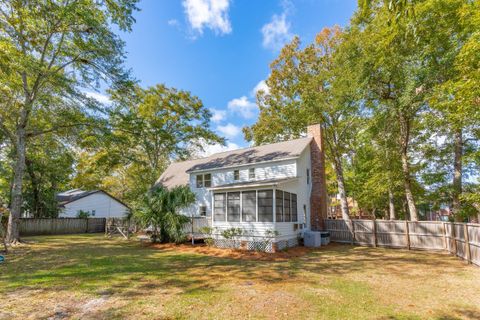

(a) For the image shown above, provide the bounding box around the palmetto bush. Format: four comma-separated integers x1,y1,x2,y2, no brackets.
137,185,195,243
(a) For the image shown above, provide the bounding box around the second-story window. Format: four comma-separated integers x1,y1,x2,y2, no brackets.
196,174,211,188
234,170,239,181
204,174,211,187
249,168,255,179
196,175,203,188
307,168,310,185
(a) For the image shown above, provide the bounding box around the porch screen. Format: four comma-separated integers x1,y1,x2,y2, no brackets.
275,190,283,222
214,193,226,221
284,192,291,222
258,189,273,222
291,193,298,222
227,192,240,222
242,191,256,222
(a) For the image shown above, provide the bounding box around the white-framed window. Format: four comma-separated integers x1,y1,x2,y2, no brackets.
204,174,211,187
199,206,207,217
214,193,226,221
234,170,240,181
249,168,255,179
196,173,211,188
196,174,203,188
227,192,241,222
91,210,96,216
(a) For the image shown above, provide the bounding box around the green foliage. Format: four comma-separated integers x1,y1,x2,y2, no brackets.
136,185,195,244
72,84,223,211
76,210,90,219
221,228,244,239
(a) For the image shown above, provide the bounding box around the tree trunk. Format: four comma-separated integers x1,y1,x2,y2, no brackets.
388,189,396,220
452,129,463,222
400,151,418,221
26,157,41,218
333,156,350,220
399,113,418,221
7,126,27,243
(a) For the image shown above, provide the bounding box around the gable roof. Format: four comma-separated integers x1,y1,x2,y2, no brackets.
56,189,130,209
156,137,312,189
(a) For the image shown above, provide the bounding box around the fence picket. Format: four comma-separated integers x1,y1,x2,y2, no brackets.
19,218,106,236
324,219,479,267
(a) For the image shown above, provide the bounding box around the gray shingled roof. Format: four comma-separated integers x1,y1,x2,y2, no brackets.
156,137,312,189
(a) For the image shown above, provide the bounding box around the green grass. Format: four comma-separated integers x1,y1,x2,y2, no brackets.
1,234,479,319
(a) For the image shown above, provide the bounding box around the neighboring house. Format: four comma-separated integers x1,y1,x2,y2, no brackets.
156,124,329,250
56,189,130,218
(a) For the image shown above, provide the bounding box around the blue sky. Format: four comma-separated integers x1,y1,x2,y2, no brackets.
110,0,357,154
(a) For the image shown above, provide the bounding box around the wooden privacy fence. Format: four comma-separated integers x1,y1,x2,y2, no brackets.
19,218,106,236
324,219,480,266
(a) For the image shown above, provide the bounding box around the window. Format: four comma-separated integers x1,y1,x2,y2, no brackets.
204,174,211,187
275,190,283,222
258,189,273,222
242,191,256,222
234,170,240,181
227,192,241,222
199,206,207,217
284,192,291,222
291,194,297,222
214,193,226,221
249,168,255,179
196,174,211,188
91,210,96,216
306,169,310,185
196,174,203,188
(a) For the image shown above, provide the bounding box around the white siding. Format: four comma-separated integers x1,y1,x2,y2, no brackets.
181,151,312,241
59,192,129,218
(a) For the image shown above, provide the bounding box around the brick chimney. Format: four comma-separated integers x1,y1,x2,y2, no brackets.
307,124,328,230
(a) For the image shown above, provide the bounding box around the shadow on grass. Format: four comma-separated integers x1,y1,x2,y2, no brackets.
0,235,475,301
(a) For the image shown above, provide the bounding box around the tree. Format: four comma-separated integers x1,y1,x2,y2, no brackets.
352,4,429,220
136,186,195,244
0,0,138,243
72,84,223,210
245,27,362,220
415,0,480,220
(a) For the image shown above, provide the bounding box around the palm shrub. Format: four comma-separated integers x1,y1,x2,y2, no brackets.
137,185,195,243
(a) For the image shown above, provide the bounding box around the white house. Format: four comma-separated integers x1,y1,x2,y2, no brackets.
56,189,130,218
156,124,329,251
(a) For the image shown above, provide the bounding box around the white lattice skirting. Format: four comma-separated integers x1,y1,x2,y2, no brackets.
212,237,299,253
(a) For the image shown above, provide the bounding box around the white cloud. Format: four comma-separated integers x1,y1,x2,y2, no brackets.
217,123,241,138
227,96,258,119
200,141,240,156
84,91,111,105
210,108,227,123
252,80,270,96
182,0,232,36
261,13,293,51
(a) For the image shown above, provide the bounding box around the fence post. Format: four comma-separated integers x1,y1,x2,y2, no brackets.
464,224,471,264
405,220,410,250
442,222,447,251
452,222,457,256
372,220,377,247
85,218,89,233
350,220,355,245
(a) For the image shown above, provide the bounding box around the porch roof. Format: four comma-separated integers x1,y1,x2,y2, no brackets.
207,177,299,191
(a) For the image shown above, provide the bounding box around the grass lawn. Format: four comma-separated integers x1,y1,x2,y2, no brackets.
1,234,479,319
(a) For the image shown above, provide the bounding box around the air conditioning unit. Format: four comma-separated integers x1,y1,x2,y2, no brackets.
304,231,321,247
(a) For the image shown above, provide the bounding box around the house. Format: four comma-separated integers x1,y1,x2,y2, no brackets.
156,124,329,251
56,189,130,218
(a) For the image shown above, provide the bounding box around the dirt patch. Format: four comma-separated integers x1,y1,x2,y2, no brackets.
148,242,315,261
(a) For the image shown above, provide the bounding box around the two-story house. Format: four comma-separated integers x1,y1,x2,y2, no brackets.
156,124,328,251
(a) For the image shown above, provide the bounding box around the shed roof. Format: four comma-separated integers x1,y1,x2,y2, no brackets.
56,189,130,209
